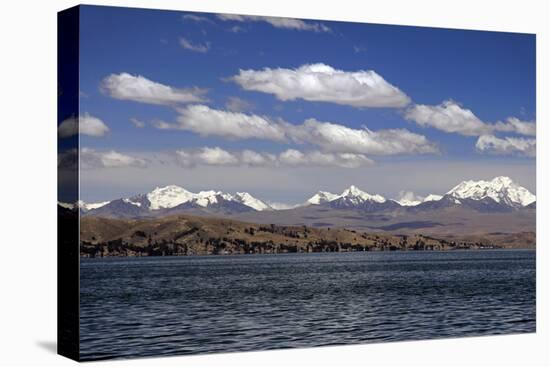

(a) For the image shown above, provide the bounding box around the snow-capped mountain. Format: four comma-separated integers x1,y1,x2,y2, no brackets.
396,198,422,207
306,185,385,207
84,185,273,218
393,191,423,206
340,185,386,204
306,185,399,212
302,177,534,213
423,194,443,203
234,192,272,211
78,200,110,211
146,185,195,210
76,176,535,219
306,191,340,205
58,200,110,212
446,176,535,208
143,185,272,211
394,193,443,206
412,176,535,212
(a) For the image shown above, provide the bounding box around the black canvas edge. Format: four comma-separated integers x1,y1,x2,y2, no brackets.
57,5,81,362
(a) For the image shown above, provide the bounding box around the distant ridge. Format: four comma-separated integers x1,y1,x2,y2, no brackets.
61,176,535,219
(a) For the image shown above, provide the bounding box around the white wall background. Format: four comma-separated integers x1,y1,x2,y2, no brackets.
0,0,548,366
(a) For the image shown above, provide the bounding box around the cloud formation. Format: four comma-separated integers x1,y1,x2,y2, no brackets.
225,96,255,112
58,113,110,138
130,118,146,128
81,148,147,169
173,104,288,141
475,135,536,157
179,37,210,53
101,73,207,106
217,14,331,33
405,100,536,137
175,147,373,168
278,149,373,168
405,100,489,136
292,118,439,155
494,117,536,136
230,63,411,108
159,105,437,156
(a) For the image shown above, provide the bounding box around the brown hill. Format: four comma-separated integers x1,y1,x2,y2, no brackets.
79,214,526,257
232,205,536,236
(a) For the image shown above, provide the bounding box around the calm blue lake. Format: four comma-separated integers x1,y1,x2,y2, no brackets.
80,250,535,360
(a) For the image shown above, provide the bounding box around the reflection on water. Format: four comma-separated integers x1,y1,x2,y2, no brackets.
80,250,535,360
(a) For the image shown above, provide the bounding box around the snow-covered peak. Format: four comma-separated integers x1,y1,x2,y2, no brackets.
193,190,227,207
394,191,423,206
306,186,386,206
397,198,422,206
340,185,386,203
391,192,442,206
58,201,74,210
144,185,273,211
307,191,340,205
491,176,513,187
147,185,195,210
197,190,220,197
58,200,110,211
447,176,535,207
423,194,443,203
76,200,110,211
235,192,272,211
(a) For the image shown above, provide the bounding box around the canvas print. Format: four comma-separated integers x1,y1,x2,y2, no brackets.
58,5,536,361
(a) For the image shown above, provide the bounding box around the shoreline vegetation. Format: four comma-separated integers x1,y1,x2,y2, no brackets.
77,213,534,258
80,242,507,258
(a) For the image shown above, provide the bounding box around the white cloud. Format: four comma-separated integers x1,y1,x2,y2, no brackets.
173,104,287,141
58,113,110,138
278,149,305,165
217,14,331,32
81,148,147,169
405,100,489,136
278,149,373,168
405,100,536,137
225,96,255,112
241,149,276,166
231,63,411,108
175,147,372,168
159,105,437,157
476,135,536,157
494,117,536,136
195,147,239,165
101,73,207,106
129,117,146,128
176,147,275,167
292,118,439,155
179,37,210,53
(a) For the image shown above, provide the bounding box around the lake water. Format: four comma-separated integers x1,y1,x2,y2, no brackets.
80,250,535,360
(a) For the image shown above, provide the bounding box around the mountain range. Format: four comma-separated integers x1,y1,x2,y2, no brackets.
63,176,535,219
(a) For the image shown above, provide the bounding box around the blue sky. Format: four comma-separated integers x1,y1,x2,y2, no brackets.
73,5,536,204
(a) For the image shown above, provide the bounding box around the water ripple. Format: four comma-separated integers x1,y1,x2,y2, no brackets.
80,250,535,360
